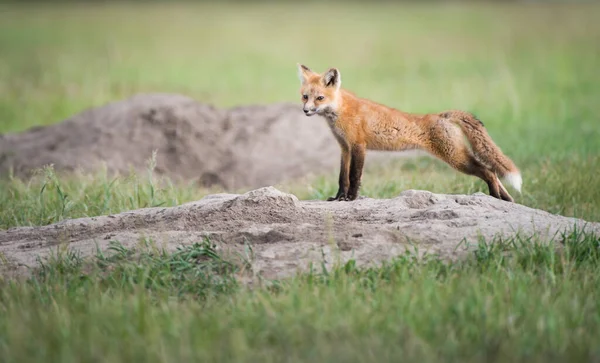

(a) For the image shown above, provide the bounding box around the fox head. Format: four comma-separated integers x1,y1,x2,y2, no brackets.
297,64,341,117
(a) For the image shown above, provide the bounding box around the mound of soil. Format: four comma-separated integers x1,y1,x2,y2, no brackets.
0,93,402,189
2,187,598,280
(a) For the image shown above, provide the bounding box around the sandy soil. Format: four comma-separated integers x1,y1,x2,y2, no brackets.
2,187,597,280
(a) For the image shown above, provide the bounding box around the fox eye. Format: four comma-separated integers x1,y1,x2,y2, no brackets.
302,95,308,100
316,96,324,101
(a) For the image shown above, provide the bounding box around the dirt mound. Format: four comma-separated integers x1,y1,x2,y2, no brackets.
2,187,598,280
0,93,402,189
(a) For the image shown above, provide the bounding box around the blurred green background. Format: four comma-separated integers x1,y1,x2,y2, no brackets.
0,1,599,223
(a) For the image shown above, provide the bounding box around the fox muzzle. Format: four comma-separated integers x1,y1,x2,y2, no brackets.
303,106,317,116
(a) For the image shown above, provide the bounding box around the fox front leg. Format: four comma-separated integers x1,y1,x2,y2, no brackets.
347,144,366,201
328,147,351,201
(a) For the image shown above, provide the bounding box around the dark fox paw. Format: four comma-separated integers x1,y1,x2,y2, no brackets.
327,192,348,201
327,192,358,202
347,193,359,201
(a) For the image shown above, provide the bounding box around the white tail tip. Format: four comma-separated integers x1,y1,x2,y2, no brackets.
504,172,522,193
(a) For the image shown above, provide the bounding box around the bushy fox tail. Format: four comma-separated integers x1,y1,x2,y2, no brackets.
453,113,522,193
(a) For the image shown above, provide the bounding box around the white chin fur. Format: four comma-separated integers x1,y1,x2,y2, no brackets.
503,172,522,193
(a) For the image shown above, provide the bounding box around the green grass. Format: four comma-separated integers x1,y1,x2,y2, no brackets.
0,160,212,230
1,229,600,362
1,2,600,361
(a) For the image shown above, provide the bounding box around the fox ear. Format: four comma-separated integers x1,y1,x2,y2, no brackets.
297,63,312,84
322,68,341,90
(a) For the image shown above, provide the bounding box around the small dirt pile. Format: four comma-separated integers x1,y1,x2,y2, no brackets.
0,93,401,189
2,187,598,280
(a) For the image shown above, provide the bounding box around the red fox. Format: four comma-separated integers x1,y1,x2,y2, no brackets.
297,63,522,203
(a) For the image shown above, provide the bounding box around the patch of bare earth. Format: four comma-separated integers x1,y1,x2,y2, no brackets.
2,187,598,280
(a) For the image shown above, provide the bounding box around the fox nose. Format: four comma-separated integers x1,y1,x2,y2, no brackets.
303,109,309,114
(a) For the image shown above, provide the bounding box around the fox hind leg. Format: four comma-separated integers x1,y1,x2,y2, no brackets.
427,134,514,202
496,176,514,202
456,156,514,202
461,158,513,202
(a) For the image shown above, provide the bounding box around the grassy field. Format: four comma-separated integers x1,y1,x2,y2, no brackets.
2,231,600,362
1,2,600,361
